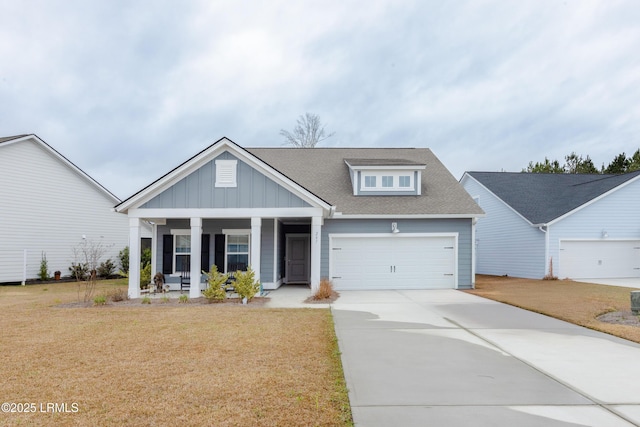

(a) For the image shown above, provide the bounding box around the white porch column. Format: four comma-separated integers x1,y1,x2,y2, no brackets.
189,217,202,298
251,217,261,284
310,216,322,292
128,217,142,298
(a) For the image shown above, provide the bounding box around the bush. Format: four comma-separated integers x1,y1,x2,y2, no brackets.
141,296,151,304
313,278,334,300
233,266,260,303
97,259,116,278
93,295,107,306
160,296,170,304
179,294,189,303
118,246,129,275
140,263,152,289
202,265,229,302
105,288,128,302
38,252,50,281
69,262,89,281
141,248,152,268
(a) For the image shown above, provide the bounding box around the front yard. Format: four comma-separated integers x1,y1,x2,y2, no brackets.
466,275,640,344
0,280,352,426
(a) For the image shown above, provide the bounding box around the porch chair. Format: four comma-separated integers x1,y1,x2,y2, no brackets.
180,270,190,292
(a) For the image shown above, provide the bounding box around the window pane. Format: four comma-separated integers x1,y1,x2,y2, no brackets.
176,255,190,272
227,235,249,253
382,176,393,187
176,235,191,253
227,254,248,271
399,176,411,187
365,176,376,187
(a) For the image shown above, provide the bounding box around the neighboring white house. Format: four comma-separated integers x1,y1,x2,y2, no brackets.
461,171,640,280
116,137,485,298
0,134,131,283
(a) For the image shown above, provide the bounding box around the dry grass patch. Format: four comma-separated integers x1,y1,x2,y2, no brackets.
466,275,640,343
0,280,352,426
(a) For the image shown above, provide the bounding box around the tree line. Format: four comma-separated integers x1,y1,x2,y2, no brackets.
524,149,640,174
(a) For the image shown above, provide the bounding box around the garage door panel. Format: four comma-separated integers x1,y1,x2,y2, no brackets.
330,235,456,290
559,240,640,279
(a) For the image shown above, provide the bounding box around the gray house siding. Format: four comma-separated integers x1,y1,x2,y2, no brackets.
320,218,474,288
462,175,546,279
142,152,311,209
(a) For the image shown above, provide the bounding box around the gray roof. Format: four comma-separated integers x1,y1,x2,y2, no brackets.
344,158,426,167
467,171,640,224
247,147,484,216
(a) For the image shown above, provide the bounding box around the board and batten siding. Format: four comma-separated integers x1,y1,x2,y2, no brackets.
141,152,311,209
548,176,640,277
0,138,129,283
321,218,474,288
462,175,546,279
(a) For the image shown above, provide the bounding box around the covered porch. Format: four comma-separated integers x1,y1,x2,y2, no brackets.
127,209,324,299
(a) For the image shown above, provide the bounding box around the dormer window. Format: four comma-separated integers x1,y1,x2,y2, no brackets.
345,158,426,196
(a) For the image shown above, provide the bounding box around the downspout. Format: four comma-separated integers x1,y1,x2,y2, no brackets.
472,217,477,288
538,224,549,277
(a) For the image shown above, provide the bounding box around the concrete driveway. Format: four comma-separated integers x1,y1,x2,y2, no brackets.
332,290,640,427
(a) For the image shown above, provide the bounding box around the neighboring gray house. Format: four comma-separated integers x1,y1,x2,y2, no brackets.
461,171,640,280
116,137,484,298
0,134,130,283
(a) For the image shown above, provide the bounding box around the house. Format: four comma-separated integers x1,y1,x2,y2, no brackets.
115,137,484,298
0,134,131,284
461,171,640,280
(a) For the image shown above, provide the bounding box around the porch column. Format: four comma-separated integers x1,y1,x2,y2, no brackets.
310,216,322,292
189,217,202,299
251,217,261,286
128,217,142,298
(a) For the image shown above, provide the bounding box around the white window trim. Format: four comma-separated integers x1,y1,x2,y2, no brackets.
360,172,414,191
222,229,251,272
170,229,191,274
215,159,238,187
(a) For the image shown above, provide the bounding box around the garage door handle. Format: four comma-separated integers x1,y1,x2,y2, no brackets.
332,276,342,279
444,273,454,276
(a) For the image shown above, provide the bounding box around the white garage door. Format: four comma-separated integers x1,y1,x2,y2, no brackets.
559,240,640,279
330,235,457,290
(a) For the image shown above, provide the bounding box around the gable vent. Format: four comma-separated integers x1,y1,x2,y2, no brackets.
215,159,237,187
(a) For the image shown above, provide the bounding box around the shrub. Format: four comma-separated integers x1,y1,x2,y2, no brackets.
141,296,151,304
179,294,189,303
160,296,170,304
105,288,128,302
140,263,152,289
313,278,334,300
118,246,129,275
69,262,89,281
233,266,260,303
93,295,107,306
141,248,152,268
97,259,116,278
202,265,229,302
38,252,50,281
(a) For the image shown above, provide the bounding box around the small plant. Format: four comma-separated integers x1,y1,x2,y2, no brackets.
543,257,558,280
160,296,170,304
93,295,107,306
202,265,229,303
233,266,260,303
118,246,130,275
69,262,89,281
97,259,116,278
38,252,50,281
140,263,152,289
141,296,151,304
313,278,334,300
105,288,128,302
179,294,189,303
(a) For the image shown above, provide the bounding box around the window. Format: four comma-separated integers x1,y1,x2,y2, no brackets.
225,233,250,272
382,176,393,187
399,176,411,187
215,159,237,187
364,176,376,188
174,233,191,273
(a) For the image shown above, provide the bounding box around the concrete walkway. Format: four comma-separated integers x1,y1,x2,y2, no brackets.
332,290,640,427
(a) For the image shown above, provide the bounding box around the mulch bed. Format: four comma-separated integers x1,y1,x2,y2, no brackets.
597,311,640,327
304,291,340,304
56,296,271,308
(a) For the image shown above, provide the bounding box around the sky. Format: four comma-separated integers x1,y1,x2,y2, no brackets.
1,0,639,200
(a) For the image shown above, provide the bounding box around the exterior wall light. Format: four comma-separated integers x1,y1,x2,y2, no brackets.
391,222,399,234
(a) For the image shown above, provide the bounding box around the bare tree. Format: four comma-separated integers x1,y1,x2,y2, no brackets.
70,238,111,303
280,113,335,148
